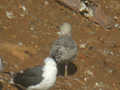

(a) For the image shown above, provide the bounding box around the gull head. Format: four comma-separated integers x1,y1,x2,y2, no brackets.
57,22,72,36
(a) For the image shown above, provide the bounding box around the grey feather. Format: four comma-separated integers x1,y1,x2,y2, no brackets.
13,66,43,88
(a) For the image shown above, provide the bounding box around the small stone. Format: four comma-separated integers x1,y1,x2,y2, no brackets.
6,11,15,19
95,81,104,87
84,77,88,82
103,49,114,55
114,24,119,28
85,70,94,76
44,0,49,6
79,43,87,48
18,42,23,46
114,16,119,20
107,69,113,73
30,26,35,31
21,5,26,11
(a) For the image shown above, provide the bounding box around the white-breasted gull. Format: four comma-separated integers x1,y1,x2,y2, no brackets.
11,57,57,90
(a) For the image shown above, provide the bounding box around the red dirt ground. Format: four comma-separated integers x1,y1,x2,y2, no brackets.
0,0,120,90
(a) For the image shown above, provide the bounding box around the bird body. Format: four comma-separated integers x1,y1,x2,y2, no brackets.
13,57,57,90
50,35,77,63
50,22,78,64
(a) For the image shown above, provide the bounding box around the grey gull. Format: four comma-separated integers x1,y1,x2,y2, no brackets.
50,22,78,77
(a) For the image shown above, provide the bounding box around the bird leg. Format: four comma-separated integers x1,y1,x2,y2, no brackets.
64,64,68,77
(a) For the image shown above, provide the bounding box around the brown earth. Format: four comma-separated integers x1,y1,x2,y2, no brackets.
0,0,120,90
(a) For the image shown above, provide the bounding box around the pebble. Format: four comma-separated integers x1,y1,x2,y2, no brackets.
95,81,104,87
114,24,119,28
30,26,35,31
85,70,94,76
6,11,15,19
21,5,27,12
79,43,87,48
44,0,49,6
18,42,23,46
103,49,114,55
19,5,28,17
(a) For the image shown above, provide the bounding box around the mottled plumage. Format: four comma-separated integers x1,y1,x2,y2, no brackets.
50,35,77,63
50,22,78,76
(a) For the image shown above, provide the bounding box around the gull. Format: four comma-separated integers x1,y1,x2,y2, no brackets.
11,57,57,90
50,22,78,77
